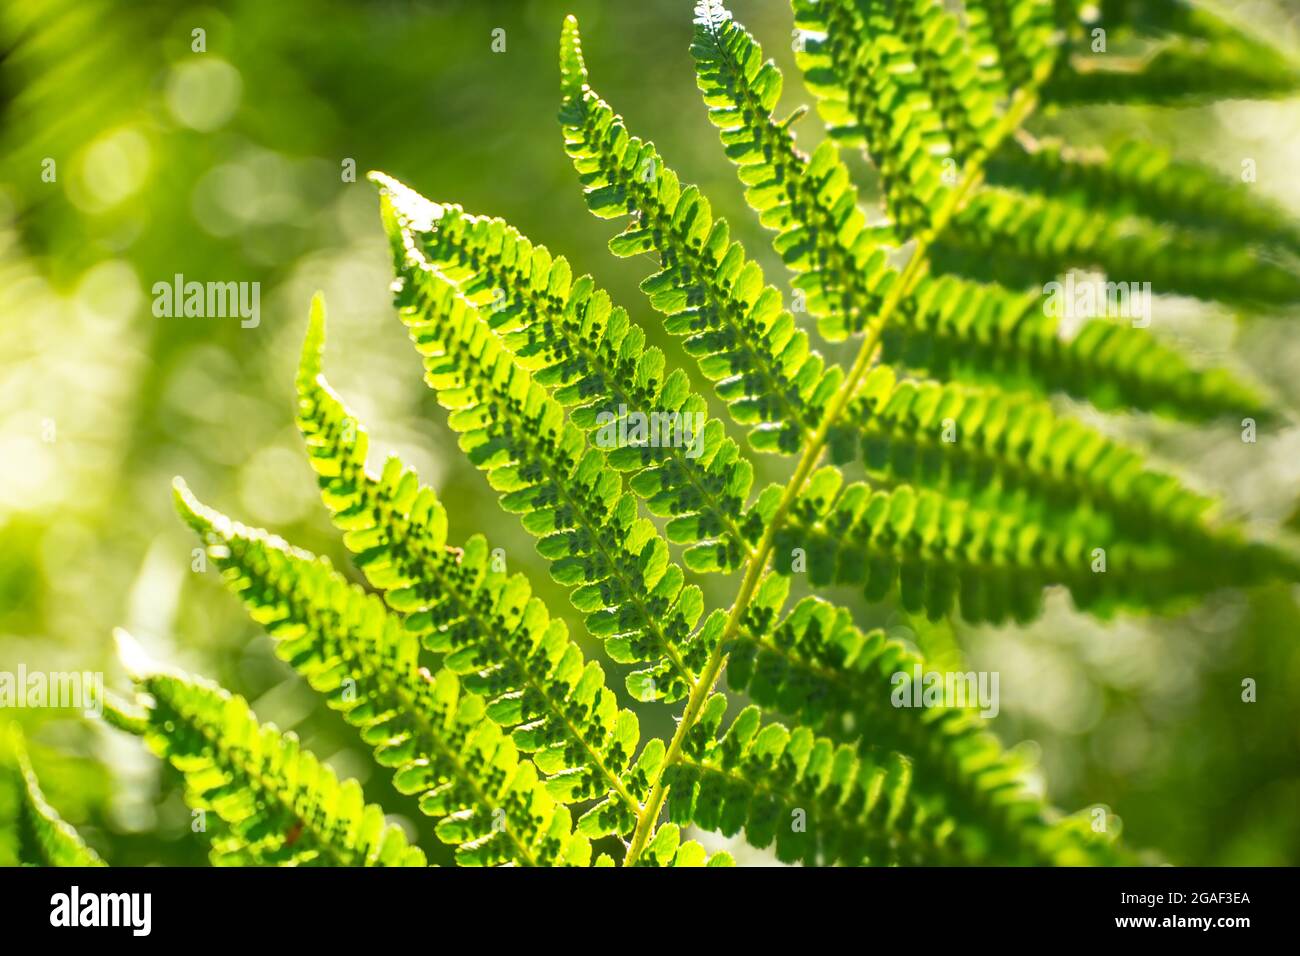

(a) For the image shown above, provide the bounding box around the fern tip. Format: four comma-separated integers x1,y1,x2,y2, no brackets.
368,172,443,231
171,475,196,510
559,15,588,96
300,294,327,382
171,476,217,535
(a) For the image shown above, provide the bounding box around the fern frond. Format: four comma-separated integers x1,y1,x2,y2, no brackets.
722,577,1129,864
881,274,1269,421
9,728,106,866
792,1,1299,306
892,0,1010,156
110,632,428,867
845,365,1253,548
691,2,896,342
559,16,842,456
171,486,600,865
692,5,1268,423
963,0,1060,95
1044,0,1300,106
773,467,1296,623
612,0,1060,862
662,693,968,865
936,186,1300,308
789,0,958,236
377,192,757,573
294,298,651,837
987,137,1300,256
374,180,716,702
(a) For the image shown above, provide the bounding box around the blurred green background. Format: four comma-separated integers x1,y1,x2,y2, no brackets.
2,0,1299,866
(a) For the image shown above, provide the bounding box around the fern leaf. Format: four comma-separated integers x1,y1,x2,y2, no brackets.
1044,0,1300,106
844,365,1264,553
962,0,1061,95
294,299,650,836
9,728,106,867
692,6,1267,422
559,16,842,456
789,0,956,236
374,180,716,702
892,0,1009,156
987,138,1300,256
937,186,1300,308
376,193,757,573
692,2,897,342
773,467,1298,623
110,632,428,867
663,693,968,865
169,494,595,865
881,273,1269,422
722,577,1129,864
793,2,1299,306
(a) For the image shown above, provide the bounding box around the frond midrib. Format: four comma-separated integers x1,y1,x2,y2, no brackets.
622,86,1043,864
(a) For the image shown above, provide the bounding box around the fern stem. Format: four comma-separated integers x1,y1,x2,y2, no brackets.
622,88,1041,866
623,297,889,866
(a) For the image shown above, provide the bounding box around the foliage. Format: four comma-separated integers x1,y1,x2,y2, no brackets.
8,0,1300,867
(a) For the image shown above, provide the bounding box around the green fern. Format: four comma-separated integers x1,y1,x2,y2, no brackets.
110,632,429,867
559,16,843,457
69,0,1299,867
691,5,1273,422
4,728,105,867
295,297,653,836
789,0,1300,305
374,190,757,575
1043,0,1300,106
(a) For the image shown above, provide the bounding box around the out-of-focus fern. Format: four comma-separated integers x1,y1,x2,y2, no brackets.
71,0,1300,868
1043,0,1300,106
5,728,105,867
789,0,1300,305
718,580,1094,864
666,694,967,866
